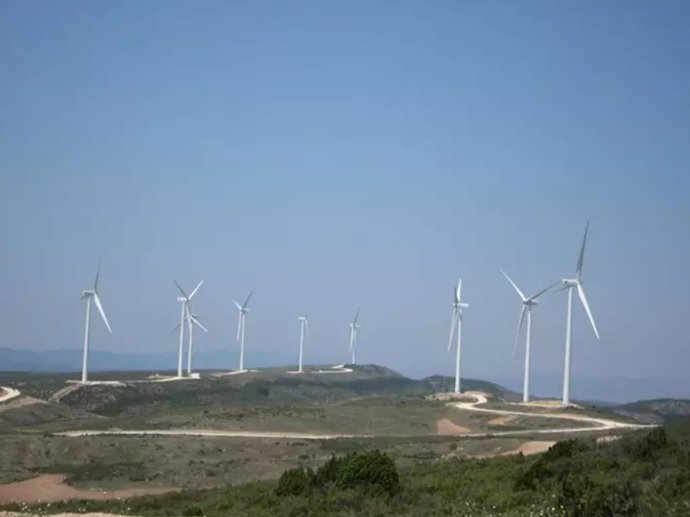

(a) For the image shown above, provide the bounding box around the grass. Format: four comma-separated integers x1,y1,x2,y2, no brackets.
6,421,690,516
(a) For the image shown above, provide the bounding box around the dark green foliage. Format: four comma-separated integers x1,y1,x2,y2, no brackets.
182,503,204,516
515,439,584,490
334,450,400,495
632,426,668,461
276,467,315,496
276,450,400,498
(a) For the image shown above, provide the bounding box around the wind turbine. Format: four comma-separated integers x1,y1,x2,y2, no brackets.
173,280,204,377
80,262,112,384
232,292,253,372
348,308,360,365
500,269,557,403
297,314,309,373
559,220,600,407
447,279,469,394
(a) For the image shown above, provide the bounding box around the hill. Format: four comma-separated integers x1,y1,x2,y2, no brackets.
5,418,689,516
612,398,690,424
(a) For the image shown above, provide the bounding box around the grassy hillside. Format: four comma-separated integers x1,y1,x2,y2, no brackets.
6,419,689,516
612,399,690,424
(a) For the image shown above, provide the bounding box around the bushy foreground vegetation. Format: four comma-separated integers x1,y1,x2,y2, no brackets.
4,422,690,516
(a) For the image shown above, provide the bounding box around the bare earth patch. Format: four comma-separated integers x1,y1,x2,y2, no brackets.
488,415,515,426
436,418,470,435
1,513,131,517
476,440,555,458
0,474,170,504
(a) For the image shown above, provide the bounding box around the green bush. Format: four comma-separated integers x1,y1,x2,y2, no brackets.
276,450,400,498
633,427,669,461
276,466,315,496
182,503,204,516
335,450,401,496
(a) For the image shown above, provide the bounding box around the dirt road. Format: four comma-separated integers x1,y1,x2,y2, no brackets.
0,387,20,404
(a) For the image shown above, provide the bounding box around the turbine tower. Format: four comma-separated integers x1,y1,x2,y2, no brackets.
559,221,600,407
232,292,253,372
500,270,557,403
80,262,112,384
348,307,360,365
185,306,207,375
173,280,204,377
447,279,469,394
297,314,309,373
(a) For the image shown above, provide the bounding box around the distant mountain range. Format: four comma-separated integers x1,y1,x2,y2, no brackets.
0,347,292,374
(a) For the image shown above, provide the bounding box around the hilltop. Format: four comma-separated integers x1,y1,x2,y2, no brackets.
612,398,690,424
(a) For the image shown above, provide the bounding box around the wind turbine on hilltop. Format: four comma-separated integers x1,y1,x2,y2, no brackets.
297,314,309,373
80,262,112,384
348,308,360,365
232,292,253,372
447,279,469,394
173,280,205,377
559,221,600,407
500,269,557,403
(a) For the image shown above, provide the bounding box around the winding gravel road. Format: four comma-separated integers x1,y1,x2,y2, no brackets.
57,392,654,441
0,387,20,404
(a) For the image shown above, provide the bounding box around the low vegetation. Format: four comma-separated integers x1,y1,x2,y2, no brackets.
5,419,689,516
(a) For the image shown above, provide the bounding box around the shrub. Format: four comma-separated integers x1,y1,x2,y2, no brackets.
633,427,669,461
334,450,400,496
276,466,315,496
182,504,204,516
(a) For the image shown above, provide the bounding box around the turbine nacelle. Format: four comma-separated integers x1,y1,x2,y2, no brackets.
561,278,579,287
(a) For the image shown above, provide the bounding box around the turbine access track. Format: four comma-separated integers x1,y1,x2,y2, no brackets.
57,391,655,441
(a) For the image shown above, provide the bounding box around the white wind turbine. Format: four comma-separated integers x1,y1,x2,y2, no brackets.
173,280,205,377
559,220,600,407
297,314,309,373
80,262,112,384
232,292,253,372
447,279,469,394
500,270,557,403
348,308,360,365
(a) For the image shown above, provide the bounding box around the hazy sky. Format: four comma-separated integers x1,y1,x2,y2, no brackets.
1,1,689,397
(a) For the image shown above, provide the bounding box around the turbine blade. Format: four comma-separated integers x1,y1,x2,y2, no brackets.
170,322,181,335
353,307,360,325
173,279,189,300
448,309,457,352
190,315,208,333
577,283,600,339
188,280,204,300
455,278,462,304
513,305,527,356
576,220,590,281
500,269,527,302
527,281,560,302
92,294,112,334
94,259,102,292
232,299,242,311
242,291,253,309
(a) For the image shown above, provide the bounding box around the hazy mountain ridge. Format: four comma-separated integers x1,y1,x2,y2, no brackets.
612,399,690,424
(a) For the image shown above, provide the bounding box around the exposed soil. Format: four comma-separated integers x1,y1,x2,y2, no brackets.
488,415,515,426
1,513,132,517
476,440,555,458
0,474,170,504
436,418,470,435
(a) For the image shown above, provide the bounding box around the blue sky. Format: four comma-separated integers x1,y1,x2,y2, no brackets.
1,1,689,398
